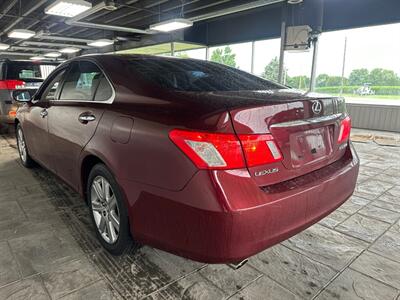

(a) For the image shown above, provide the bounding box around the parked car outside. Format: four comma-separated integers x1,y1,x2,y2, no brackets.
0,59,59,133
13,55,359,263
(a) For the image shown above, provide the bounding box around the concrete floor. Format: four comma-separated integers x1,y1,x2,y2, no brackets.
0,130,399,300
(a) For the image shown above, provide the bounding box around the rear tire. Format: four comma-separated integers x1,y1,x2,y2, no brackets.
16,124,35,168
87,163,133,255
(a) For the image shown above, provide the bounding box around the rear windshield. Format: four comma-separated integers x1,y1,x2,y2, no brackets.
126,58,284,92
6,62,58,81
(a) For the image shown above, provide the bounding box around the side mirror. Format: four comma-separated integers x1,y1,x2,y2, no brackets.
12,90,32,102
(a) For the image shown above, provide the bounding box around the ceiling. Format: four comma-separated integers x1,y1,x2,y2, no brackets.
0,0,283,59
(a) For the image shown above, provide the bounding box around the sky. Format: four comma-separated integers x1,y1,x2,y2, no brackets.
183,23,400,78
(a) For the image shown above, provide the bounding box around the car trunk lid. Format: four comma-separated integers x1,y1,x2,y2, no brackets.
227,92,348,186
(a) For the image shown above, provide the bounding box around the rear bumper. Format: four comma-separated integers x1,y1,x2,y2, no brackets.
122,143,359,263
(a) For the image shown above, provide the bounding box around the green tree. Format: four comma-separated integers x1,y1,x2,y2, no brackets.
287,75,310,90
316,74,330,87
210,46,237,68
261,57,279,82
349,69,369,86
326,76,346,86
369,68,399,86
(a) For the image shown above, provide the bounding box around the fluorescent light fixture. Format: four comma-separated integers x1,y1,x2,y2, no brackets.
44,52,62,57
59,47,80,53
87,39,114,47
8,29,36,39
150,18,193,32
0,43,10,50
30,56,46,60
45,0,92,17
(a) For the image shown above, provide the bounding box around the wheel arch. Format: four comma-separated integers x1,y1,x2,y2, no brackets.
80,154,105,202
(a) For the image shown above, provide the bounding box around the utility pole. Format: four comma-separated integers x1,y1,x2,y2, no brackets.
340,37,348,95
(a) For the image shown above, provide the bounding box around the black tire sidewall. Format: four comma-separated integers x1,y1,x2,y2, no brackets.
16,124,34,168
87,163,131,255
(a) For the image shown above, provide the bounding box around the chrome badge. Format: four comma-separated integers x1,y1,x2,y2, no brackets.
255,168,279,177
311,100,322,115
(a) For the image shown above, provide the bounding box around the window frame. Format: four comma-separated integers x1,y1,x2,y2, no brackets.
53,59,115,104
40,68,68,102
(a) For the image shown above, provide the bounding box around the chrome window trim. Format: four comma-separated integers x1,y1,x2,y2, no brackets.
270,113,343,128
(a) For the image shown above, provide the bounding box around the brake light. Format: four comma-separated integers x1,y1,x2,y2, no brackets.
169,130,245,169
0,80,25,90
239,134,282,167
169,129,283,170
338,116,351,143
8,110,17,118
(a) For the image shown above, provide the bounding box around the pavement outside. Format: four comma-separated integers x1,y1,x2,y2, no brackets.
0,129,399,300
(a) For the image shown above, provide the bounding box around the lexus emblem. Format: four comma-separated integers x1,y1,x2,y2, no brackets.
311,101,322,115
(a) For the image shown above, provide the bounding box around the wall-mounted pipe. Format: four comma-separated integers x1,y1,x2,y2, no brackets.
22,41,91,49
65,1,152,35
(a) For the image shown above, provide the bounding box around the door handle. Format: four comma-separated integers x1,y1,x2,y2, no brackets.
40,109,48,118
78,113,96,124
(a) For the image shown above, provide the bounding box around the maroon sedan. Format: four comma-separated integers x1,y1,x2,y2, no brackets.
13,55,358,263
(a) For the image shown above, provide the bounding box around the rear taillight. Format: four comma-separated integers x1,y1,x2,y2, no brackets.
169,129,283,170
338,116,351,143
239,134,282,167
0,80,25,90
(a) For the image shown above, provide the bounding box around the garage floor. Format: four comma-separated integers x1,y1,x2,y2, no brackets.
0,130,399,300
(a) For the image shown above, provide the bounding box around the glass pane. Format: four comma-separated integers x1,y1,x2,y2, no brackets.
254,38,281,79
126,57,283,92
209,42,252,72
60,62,102,101
316,23,400,105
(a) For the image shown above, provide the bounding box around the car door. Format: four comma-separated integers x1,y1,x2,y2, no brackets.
47,60,113,189
22,67,67,170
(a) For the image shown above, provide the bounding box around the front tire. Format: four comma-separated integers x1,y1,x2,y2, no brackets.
87,163,132,255
16,124,35,168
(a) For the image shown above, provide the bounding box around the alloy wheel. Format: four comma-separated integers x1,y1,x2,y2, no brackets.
90,176,120,244
17,128,27,163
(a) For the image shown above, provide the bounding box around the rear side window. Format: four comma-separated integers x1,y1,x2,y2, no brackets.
94,76,113,101
126,58,284,92
6,62,57,81
59,61,112,101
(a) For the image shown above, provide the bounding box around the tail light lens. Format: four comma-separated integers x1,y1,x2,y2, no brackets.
169,129,283,170
169,130,244,169
338,116,351,143
239,134,282,167
8,110,17,118
0,80,25,90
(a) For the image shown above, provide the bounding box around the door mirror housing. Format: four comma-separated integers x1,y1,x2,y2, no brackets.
12,90,32,102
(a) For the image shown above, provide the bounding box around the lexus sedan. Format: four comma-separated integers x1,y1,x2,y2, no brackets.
13,55,359,263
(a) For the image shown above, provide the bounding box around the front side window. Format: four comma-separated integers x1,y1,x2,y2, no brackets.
59,61,108,101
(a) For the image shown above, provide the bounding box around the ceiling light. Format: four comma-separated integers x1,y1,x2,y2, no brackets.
8,29,36,39
59,47,80,53
30,56,46,60
0,43,9,50
149,18,193,32
45,0,92,17
288,0,303,4
87,39,114,47
44,52,62,57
